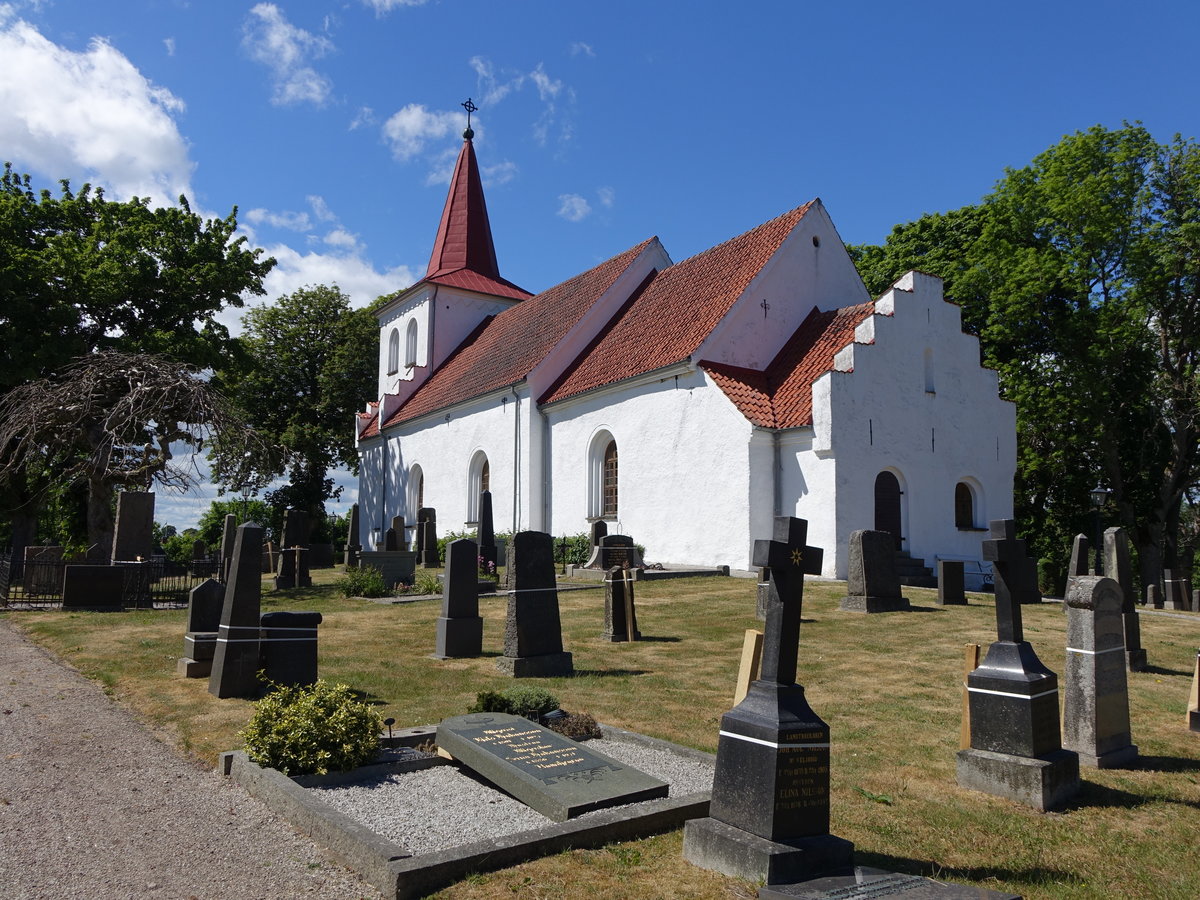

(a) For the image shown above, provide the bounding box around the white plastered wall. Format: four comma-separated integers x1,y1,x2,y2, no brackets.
809,271,1017,578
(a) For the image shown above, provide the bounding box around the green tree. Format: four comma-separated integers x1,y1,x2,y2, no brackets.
213,285,377,530
196,498,279,547
849,124,1200,588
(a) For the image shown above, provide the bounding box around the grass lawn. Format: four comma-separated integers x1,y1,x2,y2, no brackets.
4,568,1200,899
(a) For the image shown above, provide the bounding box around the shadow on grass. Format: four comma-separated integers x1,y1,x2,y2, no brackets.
346,687,390,706
572,668,650,678
1138,663,1190,677
852,848,1076,893
635,636,682,643
1133,754,1200,774
1062,776,1200,812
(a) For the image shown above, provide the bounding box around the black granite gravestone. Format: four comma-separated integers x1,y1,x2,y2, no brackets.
219,514,237,583
496,531,573,677
1163,569,1190,610
384,527,399,552
61,565,125,610
418,507,438,568
1102,527,1146,671
435,538,483,658
111,491,155,563
178,578,225,678
1063,576,1137,768
937,560,966,605
957,519,1079,810
478,491,497,572
590,520,607,550
839,530,909,612
192,539,208,561
281,508,309,550
437,713,667,821
344,503,362,566
684,516,853,885
603,566,640,642
390,515,407,551
259,610,322,687
209,522,265,699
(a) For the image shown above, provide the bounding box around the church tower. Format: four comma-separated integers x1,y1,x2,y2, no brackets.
373,100,530,403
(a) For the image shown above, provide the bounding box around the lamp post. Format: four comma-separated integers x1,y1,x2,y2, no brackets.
1090,482,1111,575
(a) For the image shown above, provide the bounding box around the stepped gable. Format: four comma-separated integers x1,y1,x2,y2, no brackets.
540,201,815,405
425,137,531,301
379,239,657,430
701,301,875,428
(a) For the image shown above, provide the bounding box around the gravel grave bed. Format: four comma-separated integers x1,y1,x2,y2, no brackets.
309,737,714,856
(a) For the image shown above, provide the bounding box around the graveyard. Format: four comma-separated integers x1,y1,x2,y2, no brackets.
4,560,1199,899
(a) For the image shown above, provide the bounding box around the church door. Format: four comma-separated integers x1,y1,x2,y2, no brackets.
874,471,902,550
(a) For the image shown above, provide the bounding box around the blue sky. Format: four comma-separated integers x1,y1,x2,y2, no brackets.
2,0,1197,531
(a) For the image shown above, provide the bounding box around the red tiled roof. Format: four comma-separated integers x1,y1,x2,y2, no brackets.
359,411,379,439
425,138,531,301
378,239,657,430
540,202,815,405
701,301,875,428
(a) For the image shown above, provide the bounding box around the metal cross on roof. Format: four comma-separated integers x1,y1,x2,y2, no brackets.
462,97,478,138
760,297,771,318
752,516,823,686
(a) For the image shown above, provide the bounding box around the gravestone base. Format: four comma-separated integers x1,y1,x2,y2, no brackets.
683,817,853,885
1189,709,1200,733
495,651,574,678
433,616,483,659
838,595,910,613
956,747,1080,811
1126,648,1148,672
176,656,212,678
756,865,1021,899
1074,742,1138,769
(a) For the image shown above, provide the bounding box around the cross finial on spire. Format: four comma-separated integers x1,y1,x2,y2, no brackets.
462,97,477,140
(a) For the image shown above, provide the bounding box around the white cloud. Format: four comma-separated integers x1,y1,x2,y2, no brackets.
256,243,416,312
570,41,595,57
308,195,337,222
349,105,375,130
470,55,523,106
323,227,361,251
164,36,175,56
0,15,194,204
242,3,333,107
361,0,428,15
597,186,615,208
557,193,591,222
483,161,518,186
529,63,562,101
245,207,313,231
382,103,464,161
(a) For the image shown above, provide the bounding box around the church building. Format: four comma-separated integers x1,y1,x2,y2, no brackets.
355,130,1016,580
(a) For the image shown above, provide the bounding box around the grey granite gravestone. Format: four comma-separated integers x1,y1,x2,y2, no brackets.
684,516,853,885
259,610,322,688
61,565,124,610
178,578,225,678
957,519,1079,810
496,531,573,677
111,491,155,563
418,507,438,567
840,530,909,612
1163,570,1190,610
1103,527,1146,671
209,522,265,699
1062,576,1138,768
757,866,1021,899
1068,534,1090,581
434,538,483,659
937,560,966,605
603,566,641,641
219,514,237,583
1146,583,1162,609
344,503,362,567
478,491,497,573
437,713,667,821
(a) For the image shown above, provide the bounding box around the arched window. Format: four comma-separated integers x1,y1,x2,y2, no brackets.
387,328,400,374
873,470,903,550
587,431,618,519
405,319,418,368
955,482,976,529
467,451,489,523
409,464,424,516
602,442,618,517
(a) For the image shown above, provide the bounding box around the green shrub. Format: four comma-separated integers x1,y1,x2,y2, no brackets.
413,571,442,595
239,680,383,775
467,690,511,714
467,686,560,716
335,565,389,598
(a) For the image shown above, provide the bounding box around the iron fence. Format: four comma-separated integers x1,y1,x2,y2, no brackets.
0,552,212,610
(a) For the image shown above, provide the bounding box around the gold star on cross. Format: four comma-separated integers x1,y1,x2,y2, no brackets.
791,548,804,566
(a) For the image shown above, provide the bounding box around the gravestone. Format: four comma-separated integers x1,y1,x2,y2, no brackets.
437,713,667,821
757,866,1020,900
209,522,265,699
219,514,237,583
274,546,310,589
281,508,310,550
1146,583,1162,609
259,610,322,687
590,520,607,550
344,503,362,567
496,531,573,677
755,567,770,621
839,530,909,613
1163,570,1190,610
603,566,640,641
178,578,225,678
1068,534,1090,582
418,507,438,568
111,491,155,562
1188,651,1200,733
434,538,484,659
384,527,399,551
684,516,853,884
957,519,1079,810
937,560,966,605
1063,576,1138,768
390,515,407,551
478,491,497,573
1103,527,1146,671
192,539,208,560
61,565,124,610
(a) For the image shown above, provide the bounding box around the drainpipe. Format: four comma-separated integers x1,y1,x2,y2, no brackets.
511,386,521,534
773,429,782,517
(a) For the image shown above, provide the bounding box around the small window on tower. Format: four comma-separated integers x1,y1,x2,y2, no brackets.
387,328,400,375
955,482,974,529
602,441,618,518
405,319,418,368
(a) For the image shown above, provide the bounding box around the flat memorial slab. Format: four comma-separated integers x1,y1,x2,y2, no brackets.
758,865,1021,899
437,713,668,821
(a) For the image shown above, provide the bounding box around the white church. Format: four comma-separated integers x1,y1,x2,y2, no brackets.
355,132,1016,580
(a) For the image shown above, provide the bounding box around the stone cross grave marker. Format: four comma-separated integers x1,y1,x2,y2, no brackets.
434,537,483,659
111,491,154,562
178,578,224,678
1063,576,1138,768
840,529,909,612
478,491,497,572
496,531,573,677
209,522,264,699
602,566,640,642
957,519,1079,810
437,713,667,821
684,516,854,885
938,560,966,605
1103,527,1146,671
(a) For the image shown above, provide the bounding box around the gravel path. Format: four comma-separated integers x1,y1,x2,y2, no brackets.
0,617,382,900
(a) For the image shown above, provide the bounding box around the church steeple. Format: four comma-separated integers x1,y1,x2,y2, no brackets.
423,100,530,300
